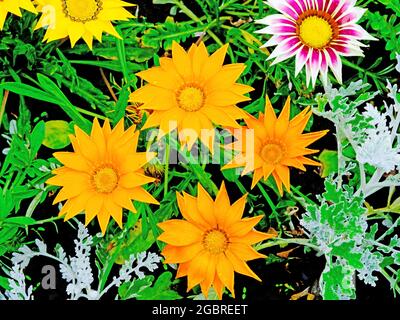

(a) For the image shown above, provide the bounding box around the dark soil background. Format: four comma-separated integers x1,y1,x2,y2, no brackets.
1,1,398,301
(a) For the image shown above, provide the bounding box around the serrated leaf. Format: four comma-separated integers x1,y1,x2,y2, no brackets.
331,241,363,269
136,272,181,300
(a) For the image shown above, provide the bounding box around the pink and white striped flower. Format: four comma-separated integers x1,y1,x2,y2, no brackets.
256,0,377,87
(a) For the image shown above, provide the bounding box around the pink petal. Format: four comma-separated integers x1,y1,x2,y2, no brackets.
262,24,297,35
310,49,322,87
262,35,285,48
320,50,330,86
256,14,296,27
285,0,303,16
268,36,302,60
295,0,308,12
330,41,364,56
326,47,343,83
315,0,326,11
271,42,302,65
326,0,342,15
305,60,312,87
339,27,362,37
337,7,366,25
267,0,300,20
330,43,352,55
295,45,311,76
332,0,357,20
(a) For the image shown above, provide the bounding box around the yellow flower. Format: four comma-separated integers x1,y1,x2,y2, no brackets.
130,41,254,150
46,119,159,234
158,183,274,299
0,0,36,30
223,96,328,195
34,0,134,49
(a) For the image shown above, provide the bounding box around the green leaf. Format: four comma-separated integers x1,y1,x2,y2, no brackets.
118,276,153,300
0,82,60,105
0,78,91,132
30,121,45,157
0,189,14,219
43,120,73,149
322,262,356,300
0,227,18,244
113,85,130,125
331,241,363,269
136,272,182,300
0,276,11,290
318,150,338,178
4,216,36,226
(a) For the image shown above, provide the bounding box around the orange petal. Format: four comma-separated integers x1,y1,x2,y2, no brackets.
225,250,261,281
197,184,217,226
229,242,266,261
162,243,203,264
158,220,203,246
216,254,235,298
231,230,275,245
228,215,264,237
186,251,211,291
177,192,209,229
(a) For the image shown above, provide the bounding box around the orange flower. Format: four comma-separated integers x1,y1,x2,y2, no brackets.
223,96,328,194
158,183,274,299
130,41,253,150
47,119,159,234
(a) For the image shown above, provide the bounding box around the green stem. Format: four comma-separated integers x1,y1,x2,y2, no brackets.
0,90,8,129
185,152,219,196
164,136,170,198
235,179,249,195
342,58,382,81
381,268,400,296
255,237,320,252
32,216,63,225
166,136,219,196
257,183,278,214
75,107,106,120
172,0,235,61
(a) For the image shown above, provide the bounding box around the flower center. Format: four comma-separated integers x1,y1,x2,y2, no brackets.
298,16,333,49
62,0,102,22
92,167,118,193
203,229,229,254
261,143,285,165
177,85,205,112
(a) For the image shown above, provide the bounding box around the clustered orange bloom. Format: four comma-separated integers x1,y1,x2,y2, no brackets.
224,96,328,195
130,41,253,151
45,40,329,300
47,119,158,234
158,183,275,298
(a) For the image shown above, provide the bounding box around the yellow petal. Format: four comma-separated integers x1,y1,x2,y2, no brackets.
172,41,192,80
